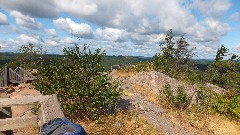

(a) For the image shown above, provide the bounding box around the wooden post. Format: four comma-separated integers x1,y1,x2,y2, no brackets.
3,67,9,87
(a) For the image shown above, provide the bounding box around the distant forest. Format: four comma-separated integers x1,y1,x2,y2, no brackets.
0,52,212,71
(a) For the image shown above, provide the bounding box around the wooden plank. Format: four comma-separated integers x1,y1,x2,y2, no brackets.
9,80,25,84
0,116,38,131
40,94,65,124
0,95,51,107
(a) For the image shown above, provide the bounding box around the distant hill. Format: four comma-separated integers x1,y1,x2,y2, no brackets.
0,52,215,71
102,55,152,71
194,59,214,71
0,52,152,70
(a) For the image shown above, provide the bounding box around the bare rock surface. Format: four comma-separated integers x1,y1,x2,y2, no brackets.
122,82,191,135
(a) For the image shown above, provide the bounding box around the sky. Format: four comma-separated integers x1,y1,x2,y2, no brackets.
0,0,239,59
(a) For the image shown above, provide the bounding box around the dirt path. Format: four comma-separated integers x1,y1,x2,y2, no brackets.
110,71,191,134
121,79,191,135
110,71,204,135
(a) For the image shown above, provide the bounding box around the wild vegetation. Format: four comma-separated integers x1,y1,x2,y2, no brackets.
150,30,240,119
162,83,190,110
1,29,239,133
33,44,122,119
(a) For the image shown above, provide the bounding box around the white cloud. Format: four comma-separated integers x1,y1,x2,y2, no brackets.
59,37,75,45
55,0,97,17
230,12,240,21
45,29,57,37
0,0,59,18
192,0,231,18
45,39,58,46
0,38,19,51
0,25,20,34
17,34,40,44
189,18,230,42
0,0,235,58
10,10,42,30
95,28,128,42
0,12,8,25
53,17,93,38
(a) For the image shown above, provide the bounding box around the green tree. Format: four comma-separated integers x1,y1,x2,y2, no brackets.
153,30,195,79
33,44,122,119
175,35,195,73
153,30,176,75
207,45,240,90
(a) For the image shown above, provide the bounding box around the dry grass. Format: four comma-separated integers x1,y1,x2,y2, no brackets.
110,70,137,79
78,110,164,135
131,84,170,109
130,83,240,135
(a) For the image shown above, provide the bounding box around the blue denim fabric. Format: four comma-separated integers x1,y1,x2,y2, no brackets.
40,118,87,135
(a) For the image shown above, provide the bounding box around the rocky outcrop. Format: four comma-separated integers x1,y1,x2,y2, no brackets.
126,71,197,95
124,71,226,105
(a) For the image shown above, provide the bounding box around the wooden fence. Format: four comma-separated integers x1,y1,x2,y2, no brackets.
0,67,36,87
0,94,65,134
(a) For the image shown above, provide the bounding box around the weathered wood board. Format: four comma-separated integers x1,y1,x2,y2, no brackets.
0,95,48,107
0,116,38,131
0,94,65,132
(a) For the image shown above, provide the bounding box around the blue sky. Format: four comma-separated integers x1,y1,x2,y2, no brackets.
0,0,239,58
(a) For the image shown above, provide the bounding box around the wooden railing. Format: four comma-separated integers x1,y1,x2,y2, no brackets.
0,67,36,87
0,94,65,133
0,67,9,87
9,68,24,84
14,67,36,80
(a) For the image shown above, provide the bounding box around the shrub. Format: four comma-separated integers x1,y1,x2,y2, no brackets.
33,44,122,119
162,83,174,103
162,83,190,109
174,86,190,109
195,86,240,119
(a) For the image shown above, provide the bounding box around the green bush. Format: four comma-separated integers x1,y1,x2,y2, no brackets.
174,86,190,109
33,44,122,119
162,83,174,103
194,86,240,119
194,87,213,112
162,84,190,109
229,94,240,118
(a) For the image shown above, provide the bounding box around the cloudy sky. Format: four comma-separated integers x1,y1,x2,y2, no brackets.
0,0,239,58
